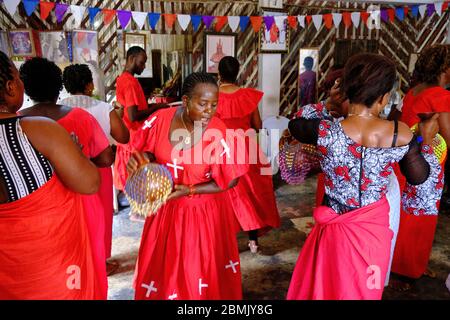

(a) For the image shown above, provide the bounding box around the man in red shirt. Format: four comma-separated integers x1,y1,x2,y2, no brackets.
114,46,167,196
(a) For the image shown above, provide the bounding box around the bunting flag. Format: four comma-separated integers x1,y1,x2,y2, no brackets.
298,15,305,28
444,2,449,12
435,2,443,16
55,3,69,23
342,12,351,28
239,16,249,31
164,13,177,29
148,12,160,30
177,14,191,31
228,16,240,32
132,11,147,30
351,12,360,28
332,13,342,28
191,15,202,31
102,9,116,26
263,16,275,31
419,4,427,18
88,7,101,25
274,16,286,31
404,6,409,17
4,0,21,16
40,1,54,20
77,31,86,44
369,10,381,29
387,8,395,22
117,10,132,29
381,9,388,22
70,5,86,28
427,3,435,16
361,12,370,26
287,16,297,29
215,16,227,32
23,0,39,17
306,15,312,25
395,7,404,21
411,5,419,18
202,15,214,29
250,16,262,33
312,15,322,31
323,13,333,29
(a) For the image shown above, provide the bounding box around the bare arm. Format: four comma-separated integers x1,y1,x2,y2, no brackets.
91,146,114,168
109,109,130,144
128,104,168,122
250,108,262,131
20,117,100,194
437,112,450,146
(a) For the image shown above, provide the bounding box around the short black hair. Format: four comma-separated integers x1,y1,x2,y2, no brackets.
0,51,14,104
341,53,396,108
63,64,93,94
126,46,146,60
182,72,218,98
20,57,63,102
303,56,314,70
218,56,240,83
414,44,450,84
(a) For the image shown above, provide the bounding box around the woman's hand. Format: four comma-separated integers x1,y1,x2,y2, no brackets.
419,113,440,145
70,132,83,150
166,184,190,201
127,151,151,175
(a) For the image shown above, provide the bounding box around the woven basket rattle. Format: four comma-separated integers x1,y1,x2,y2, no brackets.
410,123,447,164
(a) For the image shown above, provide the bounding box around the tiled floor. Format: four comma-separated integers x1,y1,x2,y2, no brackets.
107,174,450,300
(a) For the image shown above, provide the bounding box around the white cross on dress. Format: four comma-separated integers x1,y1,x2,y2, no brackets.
166,158,184,179
141,281,157,298
198,278,208,296
225,260,240,273
142,116,157,130
220,139,231,158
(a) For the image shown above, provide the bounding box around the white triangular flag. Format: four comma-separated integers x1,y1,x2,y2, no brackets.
419,4,427,18
368,10,381,30
70,5,86,28
177,14,191,31
312,15,322,31
132,11,147,30
274,16,287,31
435,2,444,16
228,16,240,32
4,0,21,16
332,13,342,28
297,15,305,28
351,12,360,28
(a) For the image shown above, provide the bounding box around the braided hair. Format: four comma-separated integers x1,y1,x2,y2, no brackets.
414,44,450,84
181,72,218,98
20,57,63,102
0,51,14,104
63,64,93,94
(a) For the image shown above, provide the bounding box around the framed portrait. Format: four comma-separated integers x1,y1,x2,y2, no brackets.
259,0,283,9
124,32,147,58
72,30,98,64
0,31,10,56
8,29,36,57
259,10,289,54
39,31,70,64
408,53,419,74
204,32,237,74
298,47,319,107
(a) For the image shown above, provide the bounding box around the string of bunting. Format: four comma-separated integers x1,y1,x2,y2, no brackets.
3,0,450,31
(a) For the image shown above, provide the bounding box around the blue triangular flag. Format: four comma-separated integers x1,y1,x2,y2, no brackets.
395,7,404,21
240,16,250,31
23,0,39,17
148,13,161,30
191,15,202,32
88,7,101,25
410,5,419,18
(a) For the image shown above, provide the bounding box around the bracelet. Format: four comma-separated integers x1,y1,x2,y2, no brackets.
188,184,196,197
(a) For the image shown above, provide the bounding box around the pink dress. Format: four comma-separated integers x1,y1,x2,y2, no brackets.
132,107,248,300
216,88,280,234
57,108,109,299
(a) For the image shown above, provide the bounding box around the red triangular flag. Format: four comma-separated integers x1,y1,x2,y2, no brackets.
77,31,87,44
306,15,312,25
164,14,176,29
287,16,298,29
443,2,449,12
404,6,409,17
342,12,351,28
361,12,370,25
323,14,333,29
103,9,116,25
387,8,395,22
250,16,262,33
215,16,228,32
40,1,55,20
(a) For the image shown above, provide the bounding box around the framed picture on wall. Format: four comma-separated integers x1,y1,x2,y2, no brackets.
204,32,237,74
124,32,147,58
259,10,289,54
408,53,419,74
8,29,36,57
259,0,283,9
298,47,319,107
39,31,70,64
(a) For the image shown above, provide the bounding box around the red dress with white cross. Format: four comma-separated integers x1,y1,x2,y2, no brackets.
132,107,248,300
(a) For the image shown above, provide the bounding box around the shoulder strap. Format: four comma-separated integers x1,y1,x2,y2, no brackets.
391,120,398,147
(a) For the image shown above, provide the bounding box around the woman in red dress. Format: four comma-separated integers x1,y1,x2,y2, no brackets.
391,44,450,287
129,73,249,300
19,58,113,299
216,56,280,253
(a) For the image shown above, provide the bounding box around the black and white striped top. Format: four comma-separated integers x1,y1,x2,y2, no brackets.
0,117,53,202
